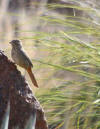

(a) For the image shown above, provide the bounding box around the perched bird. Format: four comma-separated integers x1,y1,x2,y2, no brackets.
9,40,38,88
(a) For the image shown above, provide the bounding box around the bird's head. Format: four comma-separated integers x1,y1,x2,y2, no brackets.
9,40,22,49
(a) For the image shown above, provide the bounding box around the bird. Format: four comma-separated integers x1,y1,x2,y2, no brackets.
9,40,38,88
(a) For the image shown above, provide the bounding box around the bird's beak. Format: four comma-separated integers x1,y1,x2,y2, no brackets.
9,41,12,44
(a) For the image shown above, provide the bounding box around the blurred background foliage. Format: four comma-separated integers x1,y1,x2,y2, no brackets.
1,0,100,128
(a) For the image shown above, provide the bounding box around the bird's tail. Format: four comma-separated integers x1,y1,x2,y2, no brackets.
27,67,38,88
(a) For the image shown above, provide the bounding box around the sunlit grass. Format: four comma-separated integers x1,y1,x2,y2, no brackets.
34,2,100,129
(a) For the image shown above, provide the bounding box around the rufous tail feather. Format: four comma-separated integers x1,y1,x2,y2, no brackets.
27,67,38,88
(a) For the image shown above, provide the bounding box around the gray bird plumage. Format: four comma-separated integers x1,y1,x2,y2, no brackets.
10,40,33,69
9,39,38,88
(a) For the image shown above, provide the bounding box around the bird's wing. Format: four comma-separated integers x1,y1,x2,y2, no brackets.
18,48,33,68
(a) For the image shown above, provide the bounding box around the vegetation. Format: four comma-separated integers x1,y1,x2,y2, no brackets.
35,3,100,129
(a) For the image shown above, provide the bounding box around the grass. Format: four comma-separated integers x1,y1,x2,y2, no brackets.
34,2,100,129
1,0,100,129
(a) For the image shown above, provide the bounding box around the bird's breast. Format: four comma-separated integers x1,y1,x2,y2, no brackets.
11,48,21,65
11,48,33,69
